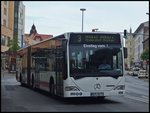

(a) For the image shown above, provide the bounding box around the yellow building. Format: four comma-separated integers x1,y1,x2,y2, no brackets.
125,28,135,69
1,1,25,71
1,1,14,52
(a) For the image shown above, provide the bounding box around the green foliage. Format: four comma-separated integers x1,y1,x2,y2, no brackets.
141,49,149,61
8,34,20,52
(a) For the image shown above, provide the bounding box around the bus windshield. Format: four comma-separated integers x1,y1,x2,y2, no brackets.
69,44,123,78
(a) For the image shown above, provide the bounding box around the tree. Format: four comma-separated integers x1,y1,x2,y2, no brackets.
141,49,149,61
141,49,149,73
6,34,20,72
8,34,20,52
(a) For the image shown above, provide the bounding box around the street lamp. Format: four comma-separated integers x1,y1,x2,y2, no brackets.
80,8,86,32
146,12,149,15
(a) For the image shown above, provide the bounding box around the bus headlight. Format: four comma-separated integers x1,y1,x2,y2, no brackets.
65,86,80,91
114,85,125,90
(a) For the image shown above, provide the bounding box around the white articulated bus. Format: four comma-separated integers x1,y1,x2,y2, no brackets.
16,32,127,98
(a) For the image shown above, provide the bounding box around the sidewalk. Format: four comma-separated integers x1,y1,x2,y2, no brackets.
1,70,16,77
1,70,16,85
1,70,22,112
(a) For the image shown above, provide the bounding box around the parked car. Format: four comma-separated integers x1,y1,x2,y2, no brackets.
145,72,149,78
128,71,133,76
138,69,148,78
132,67,140,76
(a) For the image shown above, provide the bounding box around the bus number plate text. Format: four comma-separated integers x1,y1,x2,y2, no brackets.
91,92,104,96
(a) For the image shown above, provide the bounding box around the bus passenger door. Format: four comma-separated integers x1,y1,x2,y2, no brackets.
55,46,63,96
35,58,40,88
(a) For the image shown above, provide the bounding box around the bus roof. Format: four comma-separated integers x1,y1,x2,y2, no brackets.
17,31,121,52
65,31,121,34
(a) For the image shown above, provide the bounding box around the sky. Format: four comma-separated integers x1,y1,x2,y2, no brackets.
23,1,149,37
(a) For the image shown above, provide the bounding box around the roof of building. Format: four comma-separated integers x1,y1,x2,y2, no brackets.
29,24,37,36
133,21,149,37
33,33,53,40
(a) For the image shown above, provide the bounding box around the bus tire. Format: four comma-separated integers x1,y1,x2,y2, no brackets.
20,74,23,86
16,71,18,81
98,96,105,100
49,79,54,96
32,74,34,88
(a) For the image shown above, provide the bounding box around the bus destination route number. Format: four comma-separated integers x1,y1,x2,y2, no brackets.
70,34,120,44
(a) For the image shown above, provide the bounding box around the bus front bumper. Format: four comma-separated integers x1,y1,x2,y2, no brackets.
63,90,125,98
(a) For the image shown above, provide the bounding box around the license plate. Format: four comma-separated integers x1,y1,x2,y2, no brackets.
91,92,104,96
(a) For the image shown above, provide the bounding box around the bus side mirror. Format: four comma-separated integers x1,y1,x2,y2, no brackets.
123,47,127,58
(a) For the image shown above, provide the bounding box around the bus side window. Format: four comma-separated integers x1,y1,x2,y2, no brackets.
70,59,75,68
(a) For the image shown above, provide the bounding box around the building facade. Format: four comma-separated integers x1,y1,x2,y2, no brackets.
143,21,149,51
1,1,25,52
142,21,149,71
1,1,25,70
1,1,14,52
1,1,14,70
24,24,53,46
133,21,149,68
13,1,25,48
125,28,134,69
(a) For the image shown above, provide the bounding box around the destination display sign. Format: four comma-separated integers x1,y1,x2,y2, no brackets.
69,33,121,44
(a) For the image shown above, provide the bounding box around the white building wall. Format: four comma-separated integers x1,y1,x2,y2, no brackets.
134,21,148,67
134,28,143,66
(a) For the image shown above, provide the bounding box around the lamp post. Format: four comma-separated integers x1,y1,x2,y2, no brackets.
80,8,86,32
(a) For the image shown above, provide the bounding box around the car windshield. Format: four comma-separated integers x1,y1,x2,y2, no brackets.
69,44,123,78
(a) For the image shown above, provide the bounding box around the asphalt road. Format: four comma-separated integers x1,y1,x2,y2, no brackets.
1,71,149,112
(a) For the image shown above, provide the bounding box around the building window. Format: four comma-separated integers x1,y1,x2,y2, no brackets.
4,8,7,15
138,37,140,43
1,35,6,45
21,19,24,25
7,37,10,46
4,1,7,5
138,45,140,60
3,19,6,26
15,12,18,18
20,13,21,19
130,41,131,46
14,24,18,29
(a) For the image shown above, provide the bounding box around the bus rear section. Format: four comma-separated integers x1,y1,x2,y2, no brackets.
63,32,125,98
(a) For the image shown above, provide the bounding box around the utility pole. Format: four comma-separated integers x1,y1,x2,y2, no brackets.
80,8,86,32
